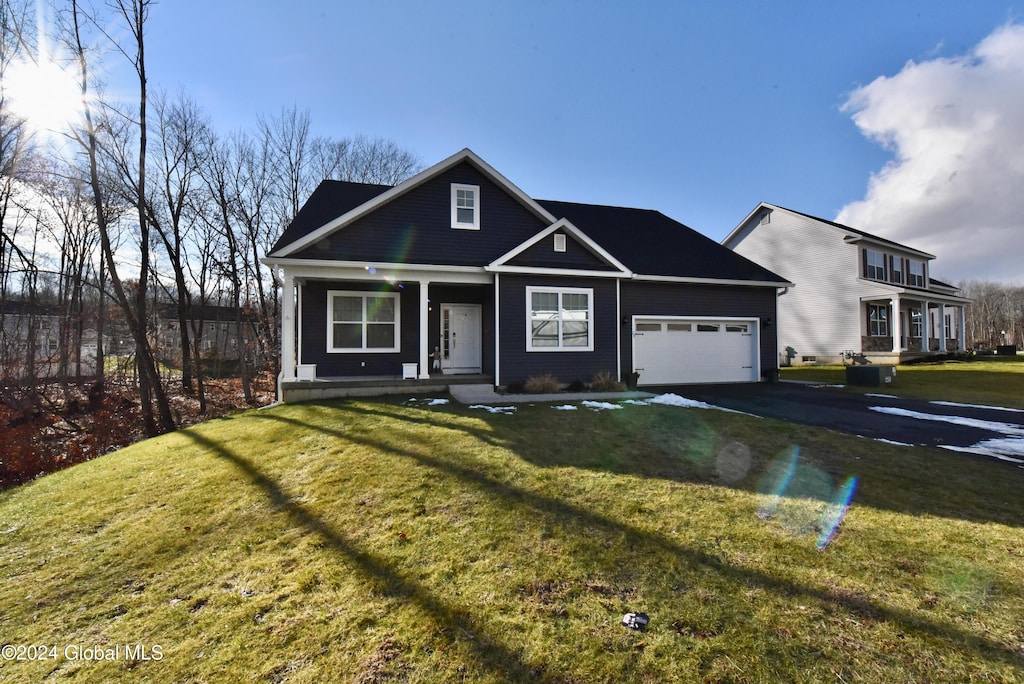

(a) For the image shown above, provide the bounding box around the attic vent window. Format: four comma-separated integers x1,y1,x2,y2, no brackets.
451,184,480,230
759,211,771,225
553,233,567,252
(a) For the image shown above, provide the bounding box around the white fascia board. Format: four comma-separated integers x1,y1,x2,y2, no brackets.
487,265,629,279
631,273,795,288
488,218,632,275
722,202,775,246
841,234,935,260
270,148,558,258
270,258,492,284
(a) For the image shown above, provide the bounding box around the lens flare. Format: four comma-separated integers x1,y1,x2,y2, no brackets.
817,476,858,550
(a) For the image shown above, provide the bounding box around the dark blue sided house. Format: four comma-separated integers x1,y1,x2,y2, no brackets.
264,149,791,401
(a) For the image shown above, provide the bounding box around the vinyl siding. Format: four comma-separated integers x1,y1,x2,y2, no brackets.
497,274,618,386
728,209,863,359
619,281,778,378
291,162,549,266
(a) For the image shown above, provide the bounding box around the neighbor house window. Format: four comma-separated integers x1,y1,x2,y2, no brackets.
890,257,903,285
327,290,400,352
907,260,925,288
868,304,889,337
910,308,923,338
451,183,480,229
527,287,593,351
865,249,886,281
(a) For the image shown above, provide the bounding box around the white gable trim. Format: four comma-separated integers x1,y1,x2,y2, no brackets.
268,148,558,258
631,273,795,288
488,218,632,276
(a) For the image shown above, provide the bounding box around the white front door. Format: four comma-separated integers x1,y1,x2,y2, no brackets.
441,304,482,374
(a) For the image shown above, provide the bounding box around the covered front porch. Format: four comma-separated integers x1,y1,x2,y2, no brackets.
273,261,495,402
861,292,967,362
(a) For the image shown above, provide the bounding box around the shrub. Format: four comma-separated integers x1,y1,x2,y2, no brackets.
566,379,587,393
590,371,625,392
524,374,561,394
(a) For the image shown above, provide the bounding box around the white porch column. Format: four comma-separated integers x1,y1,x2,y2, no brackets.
419,279,431,379
958,305,966,351
281,273,297,380
890,294,901,354
938,304,948,352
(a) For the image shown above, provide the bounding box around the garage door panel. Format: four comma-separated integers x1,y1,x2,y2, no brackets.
633,318,758,385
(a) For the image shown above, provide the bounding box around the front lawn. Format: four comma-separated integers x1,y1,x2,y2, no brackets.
782,356,1024,409
1,397,1022,682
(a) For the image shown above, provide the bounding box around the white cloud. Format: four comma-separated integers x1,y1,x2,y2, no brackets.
837,23,1024,284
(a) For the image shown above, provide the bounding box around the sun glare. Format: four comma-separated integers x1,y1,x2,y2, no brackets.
3,51,83,139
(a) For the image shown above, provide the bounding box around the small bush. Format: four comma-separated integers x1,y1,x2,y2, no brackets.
566,379,587,393
503,382,525,395
524,374,561,394
590,371,625,392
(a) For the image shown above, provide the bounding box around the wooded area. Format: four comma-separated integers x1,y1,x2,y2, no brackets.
0,0,419,485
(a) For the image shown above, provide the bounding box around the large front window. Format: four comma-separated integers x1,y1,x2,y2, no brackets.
527,287,593,351
868,304,889,337
328,290,400,352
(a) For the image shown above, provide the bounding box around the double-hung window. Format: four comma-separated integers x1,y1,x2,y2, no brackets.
868,304,889,337
328,290,400,352
527,287,593,351
907,260,925,288
451,184,480,229
891,257,903,284
865,250,886,281
910,307,923,338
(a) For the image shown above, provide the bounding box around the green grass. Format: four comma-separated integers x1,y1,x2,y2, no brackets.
782,356,1024,409
1,397,1022,682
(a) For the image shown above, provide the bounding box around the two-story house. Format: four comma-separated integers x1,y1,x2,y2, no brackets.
723,203,969,366
263,149,791,401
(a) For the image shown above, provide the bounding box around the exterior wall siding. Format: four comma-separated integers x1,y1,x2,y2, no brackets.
729,210,863,361
497,274,619,386
619,281,778,380
292,162,550,266
507,231,619,270
299,280,420,377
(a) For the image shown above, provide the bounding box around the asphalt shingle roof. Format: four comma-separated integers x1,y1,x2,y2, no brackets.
269,181,391,255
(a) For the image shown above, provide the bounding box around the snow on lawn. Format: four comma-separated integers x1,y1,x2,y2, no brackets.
931,400,1024,413
870,405,1024,464
405,397,449,406
469,404,516,414
865,393,898,399
581,401,623,410
552,405,578,411
648,393,758,416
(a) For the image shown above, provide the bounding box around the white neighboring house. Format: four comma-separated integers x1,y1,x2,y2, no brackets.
724,204,970,366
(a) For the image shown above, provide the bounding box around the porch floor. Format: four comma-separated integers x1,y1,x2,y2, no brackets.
280,373,493,403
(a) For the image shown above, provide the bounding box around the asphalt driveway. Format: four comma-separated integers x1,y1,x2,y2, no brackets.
662,381,1024,467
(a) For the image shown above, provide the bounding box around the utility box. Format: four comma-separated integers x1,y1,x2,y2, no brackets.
845,364,896,387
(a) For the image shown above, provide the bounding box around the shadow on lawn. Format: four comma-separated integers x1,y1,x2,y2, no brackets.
194,407,1024,677
343,398,1024,529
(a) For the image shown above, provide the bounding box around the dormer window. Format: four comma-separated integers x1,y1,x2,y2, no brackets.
451,184,480,230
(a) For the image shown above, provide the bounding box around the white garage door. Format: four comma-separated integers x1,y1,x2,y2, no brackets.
632,317,759,385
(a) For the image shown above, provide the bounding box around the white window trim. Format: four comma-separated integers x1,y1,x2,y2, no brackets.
865,249,886,281
327,290,401,353
451,183,480,230
526,286,594,352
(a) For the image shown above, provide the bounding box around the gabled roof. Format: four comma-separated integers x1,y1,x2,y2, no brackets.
488,217,631,277
269,181,391,255
267,148,556,258
538,200,789,283
726,202,936,260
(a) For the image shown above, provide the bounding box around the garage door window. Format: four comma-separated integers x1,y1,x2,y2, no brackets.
696,323,720,332
725,323,749,333
527,287,593,351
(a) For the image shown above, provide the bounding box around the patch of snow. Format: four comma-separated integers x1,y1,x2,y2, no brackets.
939,440,1024,465
874,438,912,447
620,399,651,406
469,404,516,414
865,393,898,399
868,406,1024,436
552,404,578,411
811,384,845,389
931,400,1024,413
648,393,758,416
405,397,450,406
581,401,623,410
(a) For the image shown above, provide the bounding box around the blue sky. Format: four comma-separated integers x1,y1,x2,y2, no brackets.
137,2,1024,282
